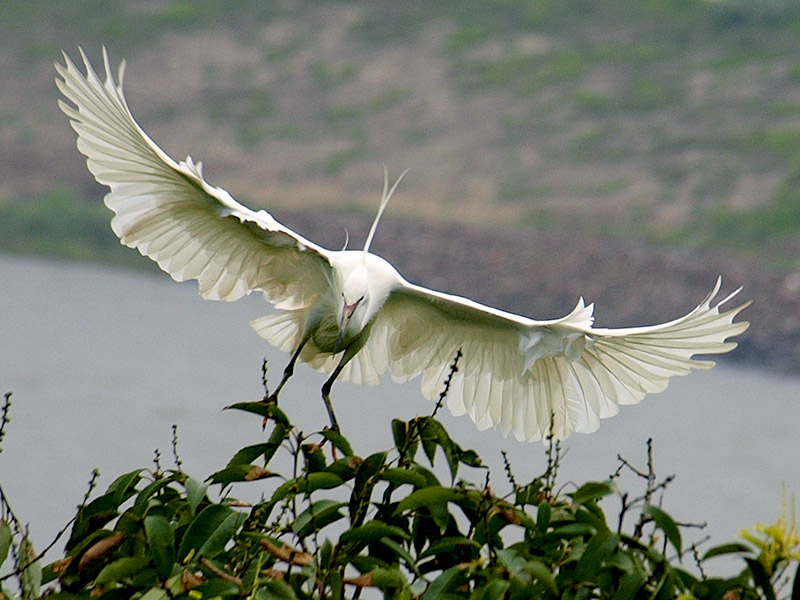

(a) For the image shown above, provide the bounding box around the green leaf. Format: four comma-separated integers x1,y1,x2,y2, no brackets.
324,457,361,481
320,428,354,456
479,579,510,599
0,521,12,567
549,523,596,538
537,502,551,531
497,549,557,594
394,486,462,515
378,538,417,570
410,465,441,488
497,547,526,573
303,471,344,492
138,587,170,600
228,443,281,466
95,555,150,585
292,500,346,537
199,513,246,560
208,464,271,485
19,537,40,600
224,402,289,426
391,419,408,449
178,505,244,561
67,493,120,550
746,557,777,600
574,530,619,581
272,472,345,499
263,422,291,466
612,571,645,600
255,579,298,599
422,419,459,477
701,542,751,560
355,452,387,489
190,579,241,598
521,558,558,595
340,521,410,544
302,443,327,473
644,505,682,555
371,566,407,590
134,474,182,509
381,467,428,489
459,449,482,468
422,565,463,599
430,502,451,531
144,514,175,578
418,536,480,561
185,477,209,515
569,481,616,505
106,469,144,506
620,534,665,562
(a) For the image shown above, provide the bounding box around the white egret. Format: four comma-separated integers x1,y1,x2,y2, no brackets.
55,49,750,441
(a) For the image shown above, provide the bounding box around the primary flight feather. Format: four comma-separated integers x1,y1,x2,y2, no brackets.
55,48,750,441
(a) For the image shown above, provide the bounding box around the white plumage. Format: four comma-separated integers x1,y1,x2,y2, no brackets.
56,48,750,441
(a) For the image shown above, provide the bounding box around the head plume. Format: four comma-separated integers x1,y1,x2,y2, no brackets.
363,167,407,255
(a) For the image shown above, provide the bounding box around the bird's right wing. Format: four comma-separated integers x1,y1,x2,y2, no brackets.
56,48,333,308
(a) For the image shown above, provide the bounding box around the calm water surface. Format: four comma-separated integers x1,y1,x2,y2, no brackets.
1,254,798,571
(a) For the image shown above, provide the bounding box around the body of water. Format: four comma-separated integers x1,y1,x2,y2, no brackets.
1,254,798,574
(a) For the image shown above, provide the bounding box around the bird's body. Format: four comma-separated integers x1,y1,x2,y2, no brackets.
56,49,750,441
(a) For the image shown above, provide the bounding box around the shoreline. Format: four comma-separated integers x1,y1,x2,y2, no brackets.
4,210,798,374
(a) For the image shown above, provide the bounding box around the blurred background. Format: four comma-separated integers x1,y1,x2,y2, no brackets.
1,0,799,370
1,0,799,564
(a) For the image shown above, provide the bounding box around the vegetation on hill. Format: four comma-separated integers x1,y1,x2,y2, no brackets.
1,0,800,264
1,362,798,599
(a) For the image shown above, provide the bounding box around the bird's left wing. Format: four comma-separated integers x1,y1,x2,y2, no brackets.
356,277,748,442
354,281,548,436
56,48,333,307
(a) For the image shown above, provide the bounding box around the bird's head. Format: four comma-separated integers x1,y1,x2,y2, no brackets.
335,265,370,352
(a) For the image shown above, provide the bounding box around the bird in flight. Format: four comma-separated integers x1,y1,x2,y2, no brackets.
56,48,749,441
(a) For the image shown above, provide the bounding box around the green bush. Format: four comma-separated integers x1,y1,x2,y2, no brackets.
0,362,798,599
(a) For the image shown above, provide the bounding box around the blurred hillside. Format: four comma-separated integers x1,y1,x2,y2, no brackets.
1,1,799,369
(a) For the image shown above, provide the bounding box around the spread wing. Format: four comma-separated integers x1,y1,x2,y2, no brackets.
56,48,333,308
358,277,749,442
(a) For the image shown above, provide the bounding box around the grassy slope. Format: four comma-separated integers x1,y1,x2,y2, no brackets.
1,1,799,371
1,0,800,266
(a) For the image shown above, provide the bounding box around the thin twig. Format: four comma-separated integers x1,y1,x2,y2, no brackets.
0,392,12,453
501,451,519,495
261,358,270,398
171,424,183,471
0,469,101,583
431,349,462,419
540,412,562,500
152,447,163,478
690,537,711,580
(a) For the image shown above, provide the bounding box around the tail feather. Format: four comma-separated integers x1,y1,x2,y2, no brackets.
250,311,304,354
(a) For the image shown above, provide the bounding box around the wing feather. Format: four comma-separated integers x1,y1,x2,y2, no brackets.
56,48,333,308
355,276,748,441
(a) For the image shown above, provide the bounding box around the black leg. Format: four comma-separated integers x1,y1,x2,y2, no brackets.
269,338,307,401
320,361,346,431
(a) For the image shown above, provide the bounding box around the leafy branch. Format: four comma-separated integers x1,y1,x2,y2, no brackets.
0,369,796,599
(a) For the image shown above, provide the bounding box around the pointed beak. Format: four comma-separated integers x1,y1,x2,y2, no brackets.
334,299,361,354
343,300,360,320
